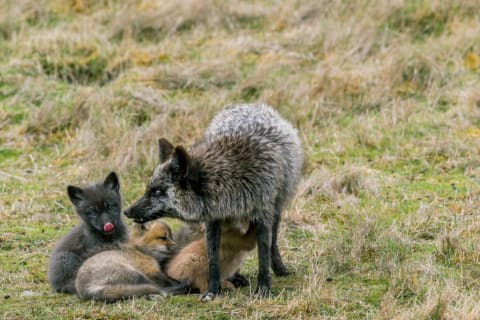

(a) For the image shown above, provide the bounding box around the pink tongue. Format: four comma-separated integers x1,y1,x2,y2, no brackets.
103,223,114,233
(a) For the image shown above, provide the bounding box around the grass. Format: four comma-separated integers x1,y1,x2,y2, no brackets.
1,0,480,319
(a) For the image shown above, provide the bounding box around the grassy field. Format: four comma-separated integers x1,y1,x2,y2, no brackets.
1,0,480,319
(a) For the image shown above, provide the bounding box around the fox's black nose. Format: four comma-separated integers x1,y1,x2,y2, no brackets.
124,208,145,223
123,209,132,218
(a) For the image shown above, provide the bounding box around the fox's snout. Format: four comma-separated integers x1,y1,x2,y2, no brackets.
123,208,133,218
124,190,174,223
123,207,144,222
124,197,159,223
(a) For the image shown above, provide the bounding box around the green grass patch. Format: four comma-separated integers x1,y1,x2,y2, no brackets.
384,0,449,41
0,148,20,161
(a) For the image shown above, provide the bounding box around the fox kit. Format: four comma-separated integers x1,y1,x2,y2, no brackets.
172,222,205,249
173,221,251,288
48,172,128,294
166,219,256,293
125,103,303,300
76,220,189,302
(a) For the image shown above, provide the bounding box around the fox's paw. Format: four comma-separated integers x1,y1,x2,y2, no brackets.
271,259,290,277
199,292,216,302
254,285,272,298
161,290,173,298
146,291,167,301
227,273,249,288
220,280,235,291
272,266,290,277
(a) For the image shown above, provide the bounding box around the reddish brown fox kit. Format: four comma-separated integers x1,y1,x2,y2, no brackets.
166,219,256,293
75,220,189,302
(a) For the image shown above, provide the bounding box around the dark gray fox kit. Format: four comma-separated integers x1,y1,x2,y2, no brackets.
76,220,190,302
125,104,303,300
47,172,128,294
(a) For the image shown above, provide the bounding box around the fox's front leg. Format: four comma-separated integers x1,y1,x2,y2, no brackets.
256,220,272,297
200,220,221,302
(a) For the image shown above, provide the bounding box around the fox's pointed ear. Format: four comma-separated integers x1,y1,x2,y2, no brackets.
170,146,191,178
159,138,174,163
104,172,120,193
67,185,85,206
171,146,200,189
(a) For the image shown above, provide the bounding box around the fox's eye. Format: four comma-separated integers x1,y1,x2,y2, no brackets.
158,236,167,241
104,203,115,210
88,209,97,216
150,187,165,197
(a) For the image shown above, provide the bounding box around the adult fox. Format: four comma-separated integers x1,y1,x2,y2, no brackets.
125,104,303,300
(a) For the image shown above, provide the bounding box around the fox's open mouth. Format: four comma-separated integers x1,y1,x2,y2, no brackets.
130,210,167,224
133,215,158,224
133,217,148,223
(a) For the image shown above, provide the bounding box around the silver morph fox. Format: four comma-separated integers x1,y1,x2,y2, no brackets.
125,104,303,300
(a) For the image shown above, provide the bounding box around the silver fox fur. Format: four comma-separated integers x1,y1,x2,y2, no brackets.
125,103,303,299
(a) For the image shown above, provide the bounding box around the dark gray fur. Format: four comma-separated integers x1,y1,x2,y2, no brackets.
125,104,303,298
47,172,128,294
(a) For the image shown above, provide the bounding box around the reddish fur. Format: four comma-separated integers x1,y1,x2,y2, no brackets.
166,220,256,292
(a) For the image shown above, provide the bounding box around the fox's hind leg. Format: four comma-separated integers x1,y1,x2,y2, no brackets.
162,279,193,296
270,198,290,276
79,270,165,303
255,219,272,297
271,213,289,276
